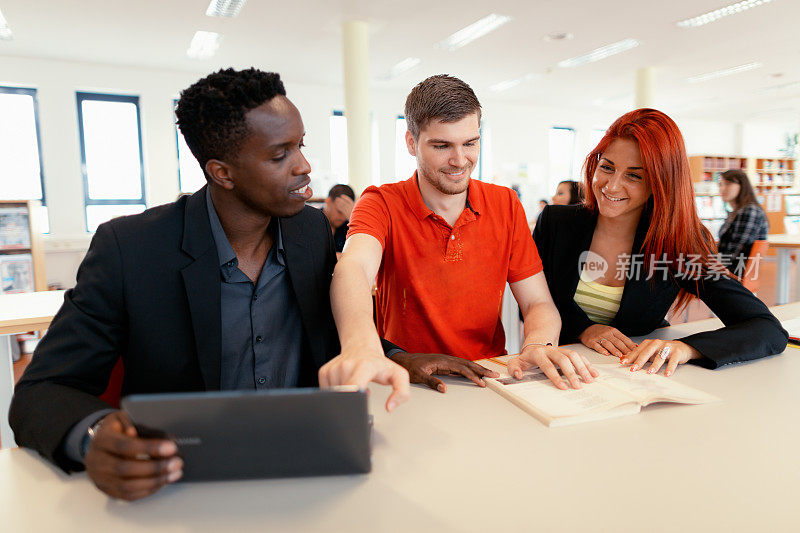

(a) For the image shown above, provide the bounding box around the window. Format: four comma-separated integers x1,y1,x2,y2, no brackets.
394,116,417,179
0,87,48,233
549,126,576,181
329,110,381,186
174,100,206,194
76,93,146,232
330,110,348,182
589,128,606,151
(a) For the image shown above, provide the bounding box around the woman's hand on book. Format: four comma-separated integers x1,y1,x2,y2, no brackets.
620,339,702,377
579,325,638,358
389,352,500,393
507,346,599,390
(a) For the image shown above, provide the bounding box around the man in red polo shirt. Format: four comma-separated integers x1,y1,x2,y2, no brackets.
319,75,597,398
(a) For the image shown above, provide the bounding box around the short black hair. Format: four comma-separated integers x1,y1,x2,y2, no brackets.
175,68,286,178
328,184,355,201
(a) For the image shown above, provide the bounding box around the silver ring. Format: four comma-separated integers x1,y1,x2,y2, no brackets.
658,346,671,360
598,337,607,344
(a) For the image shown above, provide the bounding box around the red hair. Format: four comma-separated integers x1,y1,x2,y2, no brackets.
583,108,719,311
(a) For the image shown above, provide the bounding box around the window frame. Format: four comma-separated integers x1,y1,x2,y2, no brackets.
174,98,207,194
0,86,47,206
76,92,146,231
549,125,577,180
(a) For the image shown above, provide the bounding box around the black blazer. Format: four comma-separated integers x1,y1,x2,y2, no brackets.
533,204,787,368
10,187,391,471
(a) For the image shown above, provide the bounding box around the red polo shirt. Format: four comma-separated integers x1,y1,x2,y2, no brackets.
347,173,542,360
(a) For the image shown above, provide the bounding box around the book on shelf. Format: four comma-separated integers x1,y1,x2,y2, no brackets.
0,207,31,250
478,355,720,428
0,253,34,294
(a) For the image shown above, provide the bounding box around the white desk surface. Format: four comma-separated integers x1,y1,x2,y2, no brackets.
0,290,65,335
767,234,800,248
2,304,799,533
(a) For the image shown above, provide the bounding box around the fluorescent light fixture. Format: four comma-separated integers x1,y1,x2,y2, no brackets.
760,81,800,93
187,31,221,60
677,0,774,28
379,57,422,80
558,38,639,68
436,14,511,51
206,0,247,18
686,62,762,83
489,73,540,92
0,9,13,41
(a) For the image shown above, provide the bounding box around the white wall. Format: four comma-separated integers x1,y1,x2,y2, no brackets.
0,55,795,287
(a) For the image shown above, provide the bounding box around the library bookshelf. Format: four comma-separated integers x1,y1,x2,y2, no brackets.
0,200,47,293
689,155,798,236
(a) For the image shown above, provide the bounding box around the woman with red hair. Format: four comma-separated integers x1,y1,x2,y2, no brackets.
509,109,786,380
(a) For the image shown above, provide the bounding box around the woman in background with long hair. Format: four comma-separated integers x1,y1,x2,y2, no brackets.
718,169,768,277
551,180,584,205
509,108,786,380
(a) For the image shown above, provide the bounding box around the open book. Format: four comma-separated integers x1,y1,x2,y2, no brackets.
479,356,720,427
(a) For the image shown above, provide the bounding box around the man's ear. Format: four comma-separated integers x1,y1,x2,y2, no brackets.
405,130,418,157
205,159,235,191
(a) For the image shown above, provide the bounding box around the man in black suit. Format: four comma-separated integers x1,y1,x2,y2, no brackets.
9,68,408,501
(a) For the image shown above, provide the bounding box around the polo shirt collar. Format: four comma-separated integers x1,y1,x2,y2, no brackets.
404,171,483,221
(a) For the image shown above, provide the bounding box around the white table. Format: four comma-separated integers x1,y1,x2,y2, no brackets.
2,304,799,532
767,234,800,304
0,290,65,448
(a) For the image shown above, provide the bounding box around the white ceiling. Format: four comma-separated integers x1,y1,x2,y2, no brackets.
0,0,799,123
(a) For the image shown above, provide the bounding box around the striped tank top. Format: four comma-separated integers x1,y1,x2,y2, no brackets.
573,271,624,325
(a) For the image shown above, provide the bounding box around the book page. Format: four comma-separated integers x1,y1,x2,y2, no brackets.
596,365,719,406
780,317,800,339
482,362,637,420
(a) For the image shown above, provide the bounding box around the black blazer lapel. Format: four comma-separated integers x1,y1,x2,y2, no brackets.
279,216,329,371
180,187,222,391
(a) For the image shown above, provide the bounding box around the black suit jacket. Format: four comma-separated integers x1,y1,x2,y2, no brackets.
533,204,787,368
9,187,393,471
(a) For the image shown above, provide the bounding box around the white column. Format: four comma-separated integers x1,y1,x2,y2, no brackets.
341,20,371,194
733,122,744,155
635,67,656,109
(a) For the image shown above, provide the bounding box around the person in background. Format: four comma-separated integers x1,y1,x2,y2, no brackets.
551,180,583,205
322,184,356,257
538,199,549,214
322,74,598,394
508,108,787,380
717,169,768,277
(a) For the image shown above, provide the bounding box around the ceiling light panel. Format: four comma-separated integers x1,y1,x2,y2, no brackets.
187,31,221,60
490,73,540,92
0,9,13,41
206,0,247,18
379,57,422,80
760,81,800,93
436,14,512,51
676,0,774,28
558,39,639,68
687,62,762,83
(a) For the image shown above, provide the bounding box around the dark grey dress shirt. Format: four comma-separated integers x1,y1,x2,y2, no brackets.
205,189,304,390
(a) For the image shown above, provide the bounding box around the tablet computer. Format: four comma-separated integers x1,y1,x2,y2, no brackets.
120,387,371,481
